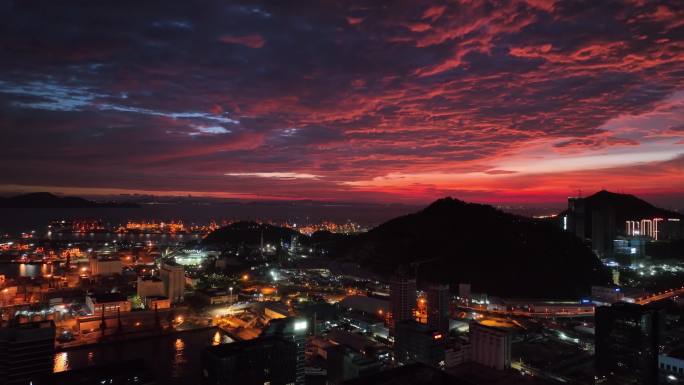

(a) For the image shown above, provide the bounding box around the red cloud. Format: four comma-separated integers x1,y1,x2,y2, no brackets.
346,17,363,26
218,34,265,48
421,6,447,21
2,0,683,206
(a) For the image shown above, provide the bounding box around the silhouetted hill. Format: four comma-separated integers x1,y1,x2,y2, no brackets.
202,221,302,245
200,198,612,298
558,190,683,238
348,197,610,298
0,192,139,208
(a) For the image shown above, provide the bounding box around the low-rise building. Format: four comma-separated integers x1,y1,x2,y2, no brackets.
89,256,122,276
196,288,231,305
327,344,382,384
137,276,165,299
86,293,131,315
591,285,624,304
264,301,289,319
659,349,684,384
328,329,375,354
309,337,335,359
445,342,471,368
160,262,185,304
340,295,389,316
469,322,511,371
144,295,171,310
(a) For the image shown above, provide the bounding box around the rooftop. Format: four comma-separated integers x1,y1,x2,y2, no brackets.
666,347,684,360
205,336,282,358
138,276,162,282
89,292,128,303
447,362,559,385
341,363,469,385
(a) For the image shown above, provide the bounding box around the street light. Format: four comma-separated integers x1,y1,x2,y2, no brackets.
229,287,233,303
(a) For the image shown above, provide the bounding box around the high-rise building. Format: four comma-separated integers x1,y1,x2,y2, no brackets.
567,197,586,239
659,218,683,240
595,302,664,385
390,274,416,334
202,317,308,385
160,261,185,304
427,284,450,334
469,322,511,371
457,283,471,301
394,320,445,367
592,206,616,258
261,317,307,385
203,336,295,385
0,320,55,385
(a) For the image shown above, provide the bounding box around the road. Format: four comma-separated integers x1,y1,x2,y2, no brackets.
458,285,684,318
635,286,684,305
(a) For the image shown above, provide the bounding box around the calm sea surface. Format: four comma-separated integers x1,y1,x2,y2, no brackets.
0,262,55,278
53,328,230,384
0,203,416,235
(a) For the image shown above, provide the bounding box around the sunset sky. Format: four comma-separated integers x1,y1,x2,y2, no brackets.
1,1,683,206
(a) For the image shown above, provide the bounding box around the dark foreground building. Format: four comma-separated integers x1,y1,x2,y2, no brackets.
595,302,664,385
0,320,55,385
394,320,445,367
202,317,307,385
341,363,468,385
327,344,382,384
341,362,560,385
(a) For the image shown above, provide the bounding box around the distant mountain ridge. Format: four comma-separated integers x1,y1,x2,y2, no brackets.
346,197,609,298
0,192,139,208
559,189,683,220
202,221,301,245
203,196,611,298
557,190,683,240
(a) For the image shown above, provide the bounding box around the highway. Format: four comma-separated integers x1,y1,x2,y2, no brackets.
635,285,684,305
457,285,684,318
457,305,594,318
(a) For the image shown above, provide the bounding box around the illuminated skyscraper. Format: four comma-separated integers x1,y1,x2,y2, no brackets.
390,274,416,334
592,206,616,258
427,284,450,334
566,197,586,239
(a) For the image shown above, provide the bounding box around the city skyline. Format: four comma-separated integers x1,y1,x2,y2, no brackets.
1,1,683,206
